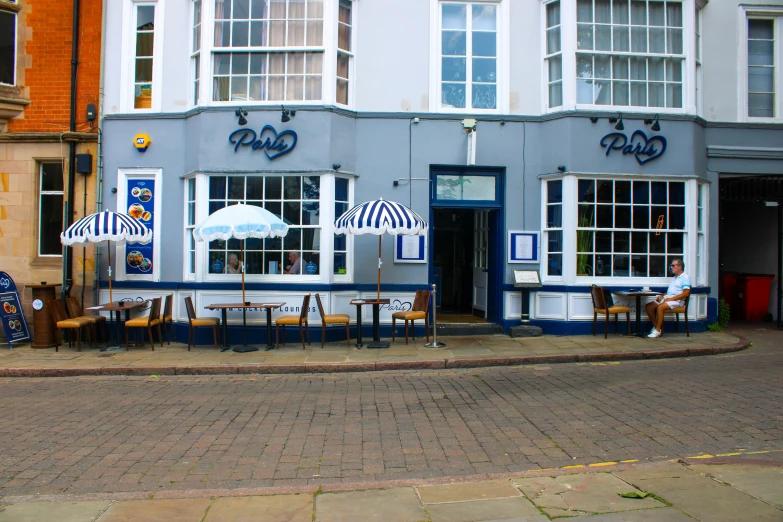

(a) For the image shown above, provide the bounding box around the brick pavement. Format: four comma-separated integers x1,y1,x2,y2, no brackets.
0,327,778,499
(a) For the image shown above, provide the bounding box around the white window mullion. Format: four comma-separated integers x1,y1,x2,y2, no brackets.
320,174,336,284
195,174,209,282
561,0,577,110
562,176,578,286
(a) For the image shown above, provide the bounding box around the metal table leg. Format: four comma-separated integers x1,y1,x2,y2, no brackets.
264,307,275,351
635,295,643,338
367,303,390,349
220,309,230,351
355,304,363,348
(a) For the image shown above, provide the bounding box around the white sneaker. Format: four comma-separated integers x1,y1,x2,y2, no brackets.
647,329,661,338
649,327,657,335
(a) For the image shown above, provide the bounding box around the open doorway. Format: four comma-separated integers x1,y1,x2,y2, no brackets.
433,208,475,319
719,177,782,326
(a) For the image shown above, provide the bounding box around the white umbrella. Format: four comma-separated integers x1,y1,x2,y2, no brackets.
192,203,289,303
61,210,153,303
334,198,428,299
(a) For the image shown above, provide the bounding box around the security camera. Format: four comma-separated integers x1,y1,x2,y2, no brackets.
332,163,341,170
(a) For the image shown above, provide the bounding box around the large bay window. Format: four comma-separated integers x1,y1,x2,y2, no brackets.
543,176,705,283
545,0,693,112
187,173,353,280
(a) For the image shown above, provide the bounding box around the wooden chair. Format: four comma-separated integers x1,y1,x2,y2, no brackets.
65,297,106,345
124,297,163,350
392,289,431,344
183,296,220,351
314,293,350,348
590,285,630,338
49,299,92,352
162,294,175,344
276,294,311,349
662,295,690,337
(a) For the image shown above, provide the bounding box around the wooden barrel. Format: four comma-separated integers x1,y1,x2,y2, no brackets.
29,284,61,348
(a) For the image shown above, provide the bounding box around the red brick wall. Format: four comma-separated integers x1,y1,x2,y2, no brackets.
8,0,103,133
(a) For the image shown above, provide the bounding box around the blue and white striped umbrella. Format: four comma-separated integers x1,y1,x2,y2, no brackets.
61,210,152,246
60,210,153,304
334,198,427,236
335,198,428,299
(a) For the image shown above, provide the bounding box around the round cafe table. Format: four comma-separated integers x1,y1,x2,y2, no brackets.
615,290,659,337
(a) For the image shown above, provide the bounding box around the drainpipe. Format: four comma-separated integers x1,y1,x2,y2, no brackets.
94,0,108,308
62,0,81,299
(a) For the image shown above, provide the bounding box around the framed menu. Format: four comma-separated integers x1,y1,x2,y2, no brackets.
394,235,427,264
508,231,539,263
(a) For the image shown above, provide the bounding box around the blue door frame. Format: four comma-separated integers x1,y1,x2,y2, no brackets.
429,166,505,323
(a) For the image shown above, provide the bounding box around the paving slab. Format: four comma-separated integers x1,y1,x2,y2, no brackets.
566,507,695,521
417,479,521,503
0,500,112,522
95,498,212,522
426,497,545,522
314,487,426,522
686,464,783,508
658,485,783,521
203,494,312,522
613,463,722,492
513,473,663,517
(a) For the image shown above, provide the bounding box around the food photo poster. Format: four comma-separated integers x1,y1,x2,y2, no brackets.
125,179,154,274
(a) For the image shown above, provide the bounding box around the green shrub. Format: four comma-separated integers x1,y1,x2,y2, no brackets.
707,298,731,331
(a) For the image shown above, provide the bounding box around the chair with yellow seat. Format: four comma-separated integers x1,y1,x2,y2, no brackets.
314,293,350,348
183,296,220,351
276,294,311,349
124,297,163,350
162,293,175,344
49,299,93,352
392,289,431,344
590,285,630,338
65,297,107,345
661,295,690,337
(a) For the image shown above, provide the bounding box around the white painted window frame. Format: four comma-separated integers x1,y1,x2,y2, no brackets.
738,5,783,122
191,172,354,283
544,0,696,115
190,0,202,107
543,0,564,110
37,162,64,258
183,176,197,282
0,2,18,87
116,168,163,282
120,0,165,112
334,0,355,107
429,0,510,114
200,0,338,107
540,174,701,286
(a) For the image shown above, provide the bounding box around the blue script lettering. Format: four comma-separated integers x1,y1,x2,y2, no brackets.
228,125,298,160
600,130,667,165
380,300,413,313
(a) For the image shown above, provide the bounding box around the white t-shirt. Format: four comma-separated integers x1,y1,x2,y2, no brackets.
666,273,691,298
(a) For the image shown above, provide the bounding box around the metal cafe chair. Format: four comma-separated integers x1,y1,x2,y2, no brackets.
392,289,431,344
124,297,163,350
276,294,312,349
590,285,630,338
314,293,350,348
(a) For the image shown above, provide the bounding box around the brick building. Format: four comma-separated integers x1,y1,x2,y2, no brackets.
0,0,102,336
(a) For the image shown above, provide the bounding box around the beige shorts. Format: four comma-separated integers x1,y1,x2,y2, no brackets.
662,298,684,309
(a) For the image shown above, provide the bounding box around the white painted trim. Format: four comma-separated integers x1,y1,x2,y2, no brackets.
504,291,522,320
738,5,783,122
116,168,163,282
568,293,594,320
534,292,566,319
121,0,165,113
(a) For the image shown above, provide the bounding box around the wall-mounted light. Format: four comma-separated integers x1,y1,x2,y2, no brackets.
557,165,567,172
644,114,661,132
589,116,598,123
235,108,248,126
281,106,296,123
332,163,341,171
608,113,624,131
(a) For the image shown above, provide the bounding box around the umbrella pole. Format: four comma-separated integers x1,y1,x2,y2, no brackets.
377,236,382,300
241,242,246,304
107,240,113,304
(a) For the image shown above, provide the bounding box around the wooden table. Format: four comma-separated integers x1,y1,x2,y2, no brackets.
350,299,390,349
87,300,148,350
205,302,285,352
615,291,659,337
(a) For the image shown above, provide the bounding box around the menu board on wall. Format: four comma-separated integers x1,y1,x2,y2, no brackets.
125,179,155,274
